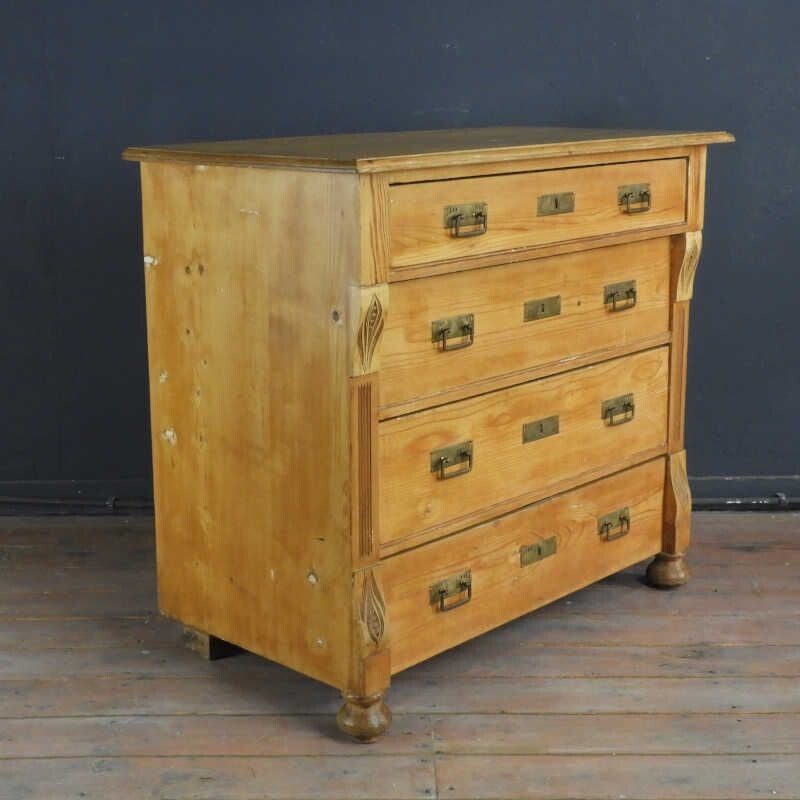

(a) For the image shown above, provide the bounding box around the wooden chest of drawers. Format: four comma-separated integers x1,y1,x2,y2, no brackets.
124,126,733,741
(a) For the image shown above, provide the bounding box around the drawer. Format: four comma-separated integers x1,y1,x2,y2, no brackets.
383,458,665,673
380,237,671,412
389,158,687,268
379,346,668,552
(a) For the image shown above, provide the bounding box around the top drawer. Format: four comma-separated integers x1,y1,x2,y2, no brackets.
389,158,687,268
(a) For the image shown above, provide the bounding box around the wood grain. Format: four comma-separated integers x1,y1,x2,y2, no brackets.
379,347,669,550
0,756,435,800
383,459,663,672
380,237,671,410
349,374,379,567
349,284,389,376
389,158,687,267
122,125,734,172
140,162,359,689
359,173,391,283
435,754,798,799
663,449,692,554
667,231,702,449
2,511,799,799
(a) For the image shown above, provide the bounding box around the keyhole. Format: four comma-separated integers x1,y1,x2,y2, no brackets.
554,196,559,210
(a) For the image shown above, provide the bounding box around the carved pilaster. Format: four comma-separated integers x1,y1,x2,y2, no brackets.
347,566,391,715
672,230,703,302
667,231,702,451
663,449,692,554
359,568,387,649
648,450,692,588
350,373,379,565
350,284,389,376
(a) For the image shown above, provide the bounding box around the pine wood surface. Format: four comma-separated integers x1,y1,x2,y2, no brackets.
0,512,798,798
122,126,734,172
389,157,687,267
139,163,361,690
384,459,665,672
379,347,669,551
380,237,671,411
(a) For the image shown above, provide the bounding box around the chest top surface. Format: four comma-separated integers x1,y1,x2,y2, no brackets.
123,125,734,172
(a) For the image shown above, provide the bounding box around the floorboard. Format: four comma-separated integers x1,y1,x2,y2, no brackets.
0,511,798,799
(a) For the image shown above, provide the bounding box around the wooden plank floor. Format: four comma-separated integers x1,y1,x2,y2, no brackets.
0,512,798,799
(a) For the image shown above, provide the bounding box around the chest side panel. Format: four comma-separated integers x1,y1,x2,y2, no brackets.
140,162,359,688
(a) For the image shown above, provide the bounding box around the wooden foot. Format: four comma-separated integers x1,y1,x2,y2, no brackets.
336,692,391,742
646,552,690,589
181,626,241,660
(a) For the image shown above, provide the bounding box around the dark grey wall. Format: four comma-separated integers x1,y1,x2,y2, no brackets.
2,1,797,499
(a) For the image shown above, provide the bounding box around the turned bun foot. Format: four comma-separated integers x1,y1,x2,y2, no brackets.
646,552,690,588
336,692,391,742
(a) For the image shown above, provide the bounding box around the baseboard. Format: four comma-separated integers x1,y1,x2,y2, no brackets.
690,475,800,510
0,476,798,515
0,479,153,515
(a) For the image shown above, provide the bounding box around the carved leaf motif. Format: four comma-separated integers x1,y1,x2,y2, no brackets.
361,570,386,646
357,294,384,373
676,231,703,301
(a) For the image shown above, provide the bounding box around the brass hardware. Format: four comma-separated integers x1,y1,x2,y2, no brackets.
430,441,473,481
430,570,472,612
618,183,651,214
604,279,637,312
520,536,557,567
602,393,635,426
431,313,475,352
537,192,575,216
522,415,559,444
443,202,488,237
598,507,631,541
524,295,562,322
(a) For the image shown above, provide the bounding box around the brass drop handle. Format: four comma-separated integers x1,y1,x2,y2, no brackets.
438,579,472,611
430,441,474,481
619,184,652,214
432,314,475,352
452,210,487,237
443,203,488,238
598,508,631,541
601,394,635,426
439,321,474,351
435,450,472,480
605,281,636,312
430,571,473,612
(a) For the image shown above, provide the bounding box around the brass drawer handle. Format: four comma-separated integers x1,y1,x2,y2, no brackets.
430,570,472,612
598,507,631,541
618,183,651,214
430,441,473,481
431,313,475,352
604,280,637,312
602,393,635,426
443,203,488,238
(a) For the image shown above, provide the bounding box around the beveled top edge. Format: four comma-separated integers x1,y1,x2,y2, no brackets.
122,126,735,173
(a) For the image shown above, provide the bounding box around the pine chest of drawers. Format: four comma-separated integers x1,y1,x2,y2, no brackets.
124,126,733,741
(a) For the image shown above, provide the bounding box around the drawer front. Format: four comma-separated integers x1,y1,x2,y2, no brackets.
389,158,686,268
379,347,668,552
380,237,670,411
383,458,665,673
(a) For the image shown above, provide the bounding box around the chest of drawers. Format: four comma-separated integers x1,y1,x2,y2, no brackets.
124,126,733,741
